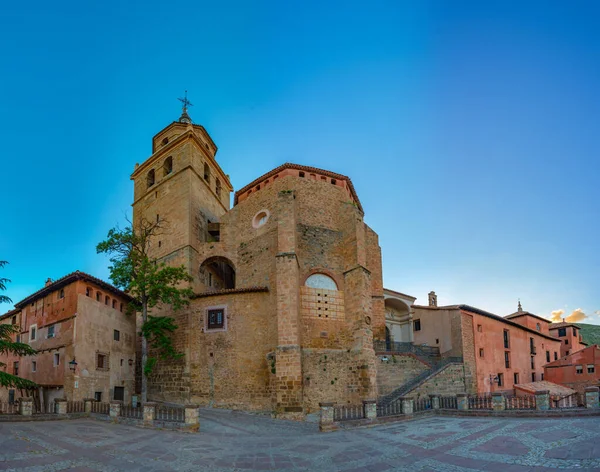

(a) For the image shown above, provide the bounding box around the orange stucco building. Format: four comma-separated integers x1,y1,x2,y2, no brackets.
548,321,587,357
0,272,135,411
544,344,600,393
412,299,562,394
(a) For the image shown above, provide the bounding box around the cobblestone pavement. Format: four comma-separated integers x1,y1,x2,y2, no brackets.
1,411,600,471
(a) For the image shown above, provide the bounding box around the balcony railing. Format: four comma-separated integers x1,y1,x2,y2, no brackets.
374,341,440,360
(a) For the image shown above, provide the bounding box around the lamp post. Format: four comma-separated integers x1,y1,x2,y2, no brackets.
69,358,78,372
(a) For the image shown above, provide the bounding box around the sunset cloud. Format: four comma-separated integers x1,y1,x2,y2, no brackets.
550,309,565,322
565,308,588,323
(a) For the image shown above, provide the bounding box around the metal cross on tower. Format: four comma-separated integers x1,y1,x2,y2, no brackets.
178,90,193,111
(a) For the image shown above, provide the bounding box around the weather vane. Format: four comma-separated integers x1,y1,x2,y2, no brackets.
178,90,193,111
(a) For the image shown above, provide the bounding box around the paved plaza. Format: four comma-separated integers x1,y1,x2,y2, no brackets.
1,410,600,471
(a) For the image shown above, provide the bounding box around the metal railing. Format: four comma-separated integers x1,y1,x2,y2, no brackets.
414,397,432,412
440,396,458,409
0,402,19,415
377,398,403,417
505,395,536,410
67,401,85,413
551,393,585,409
333,404,365,422
468,394,492,410
156,406,185,422
374,341,440,360
121,405,143,419
91,402,110,415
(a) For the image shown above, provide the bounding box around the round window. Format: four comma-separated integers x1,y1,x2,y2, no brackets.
252,210,270,229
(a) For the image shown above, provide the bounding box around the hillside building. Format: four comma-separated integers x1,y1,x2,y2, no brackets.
544,344,600,393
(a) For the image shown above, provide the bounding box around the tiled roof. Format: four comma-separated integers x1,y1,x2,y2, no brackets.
383,288,417,301
14,271,134,308
549,322,581,330
233,163,364,213
505,311,552,323
0,308,19,321
514,381,575,397
192,287,269,299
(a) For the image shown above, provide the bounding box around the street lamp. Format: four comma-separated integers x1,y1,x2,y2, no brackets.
69,358,78,372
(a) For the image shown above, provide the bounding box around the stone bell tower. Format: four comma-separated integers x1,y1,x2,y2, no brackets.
130,93,233,287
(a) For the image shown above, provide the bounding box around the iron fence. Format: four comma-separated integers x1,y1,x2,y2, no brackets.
67,401,85,413
377,398,403,417
504,395,536,410
468,394,492,410
121,405,143,419
333,404,365,421
91,402,110,415
551,393,585,409
0,401,19,415
440,396,458,409
414,397,432,412
156,406,185,422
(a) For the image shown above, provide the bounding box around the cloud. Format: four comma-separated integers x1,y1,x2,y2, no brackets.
596,310,600,316
550,309,564,322
565,308,588,323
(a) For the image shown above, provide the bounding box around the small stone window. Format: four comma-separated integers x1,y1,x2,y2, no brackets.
96,291,101,302
32,361,37,372
205,306,227,332
497,373,503,387
54,353,60,367
147,169,155,188
58,289,65,299
477,324,482,332
204,163,210,181
162,137,169,145
47,325,55,338
331,179,336,185
105,295,110,305
163,156,173,176
414,319,421,332
96,352,109,370
588,364,595,374
514,372,519,384
216,178,221,197
504,351,510,368
479,348,484,358
576,365,583,374
112,299,117,309
120,303,124,312
536,323,541,331
531,373,536,382
299,171,305,178
114,330,120,341
86,287,92,297
30,325,37,341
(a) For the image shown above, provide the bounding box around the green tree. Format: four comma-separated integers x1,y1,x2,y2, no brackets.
96,220,193,403
0,261,37,390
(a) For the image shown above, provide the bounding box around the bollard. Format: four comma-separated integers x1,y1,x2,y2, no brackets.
363,399,377,420
19,397,33,416
535,390,550,411
457,393,468,411
55,398,67,415
109,400,122,420
491,392,505,411
429,394,441,410
143,402,157,425
400,397,414,415
585,386,599,409
184,404,200,432
318,402,336,432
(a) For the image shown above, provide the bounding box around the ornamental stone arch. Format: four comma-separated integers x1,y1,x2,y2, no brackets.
199,256,236,291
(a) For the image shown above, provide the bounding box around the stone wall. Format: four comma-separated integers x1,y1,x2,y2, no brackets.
409,364,468,399
376,354,431,396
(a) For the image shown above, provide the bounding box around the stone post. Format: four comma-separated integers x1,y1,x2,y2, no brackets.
491,392,505,411
143,402,157,425
83,398,95,413
319,402,336,432
109,400,122,420
585,386,599,409
429,394,441,410
55,398,67,415
535,390,550,411
363,399,377,420
401,396,414,415
457,393,468,411
19,397,33,416
184,404,200,432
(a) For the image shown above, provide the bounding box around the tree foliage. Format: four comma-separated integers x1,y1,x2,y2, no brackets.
96,218,193,402
0,261,38,390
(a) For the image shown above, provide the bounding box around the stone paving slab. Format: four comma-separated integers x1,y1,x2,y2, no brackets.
0,410,599,471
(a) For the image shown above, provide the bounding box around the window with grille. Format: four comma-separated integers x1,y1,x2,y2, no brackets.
504,352,510,368
96,353,109,370
206,307,226,331
503,330,510,349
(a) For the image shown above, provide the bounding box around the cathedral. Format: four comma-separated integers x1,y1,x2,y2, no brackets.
131,103,386,417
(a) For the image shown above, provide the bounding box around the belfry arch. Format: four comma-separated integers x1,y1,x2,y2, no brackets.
199,256,236,291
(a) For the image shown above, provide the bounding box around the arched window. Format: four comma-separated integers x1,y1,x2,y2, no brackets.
96,292,101,302
216,178,221,197
112,299,117,309
204,163,210,182
147,169,155,188
163,156,173,176
305,273,338,290
105,295,110,305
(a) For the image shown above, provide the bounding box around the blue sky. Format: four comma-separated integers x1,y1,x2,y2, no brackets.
1,1,598,323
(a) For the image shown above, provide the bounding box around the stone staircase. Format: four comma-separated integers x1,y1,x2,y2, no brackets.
378,357,464,407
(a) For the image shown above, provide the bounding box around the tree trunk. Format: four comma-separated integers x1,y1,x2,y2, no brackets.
141,301,148,404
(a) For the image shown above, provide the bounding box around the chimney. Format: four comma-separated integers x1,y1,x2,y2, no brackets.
428,291,437,307
45,278,53,287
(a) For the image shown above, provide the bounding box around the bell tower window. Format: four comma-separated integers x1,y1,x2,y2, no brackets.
147,169,155,188
163,156,173,176
216,178,221,198
204,163,210,182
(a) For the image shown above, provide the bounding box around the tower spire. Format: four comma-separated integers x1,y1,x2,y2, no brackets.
518,299,523,312
178,90,193,124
